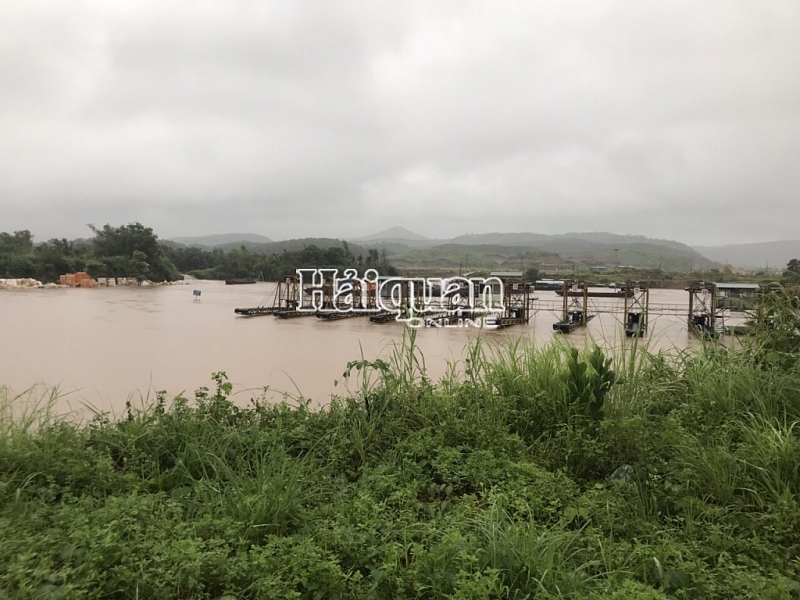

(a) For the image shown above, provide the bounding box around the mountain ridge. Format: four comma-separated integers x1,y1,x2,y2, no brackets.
170,233,273,246
354,226,429,242
164,229,800,272
693,240,800,270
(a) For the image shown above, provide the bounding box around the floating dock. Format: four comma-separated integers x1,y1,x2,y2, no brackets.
625,312,647,337
274,310,316,319
369,312,398,324
235,275,301,317
690,314,719,338
687,283,721,338
236,274,789,339
551,282,592,334
553,311,595,333
623,284,649,337
234,306,281,317
316,311,366,320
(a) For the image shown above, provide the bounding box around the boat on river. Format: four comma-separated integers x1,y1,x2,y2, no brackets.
555,287,632,298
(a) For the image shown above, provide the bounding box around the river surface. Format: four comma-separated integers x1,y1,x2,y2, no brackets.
0,281,710,415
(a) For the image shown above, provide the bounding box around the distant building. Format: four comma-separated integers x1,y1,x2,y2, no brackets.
591,266,608,273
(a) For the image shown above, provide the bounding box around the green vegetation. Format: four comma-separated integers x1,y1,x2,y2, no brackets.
0,225,396,283
2,290,800,598
388,244,556,275
784,259,800,284
87,224,179,283
0,223,179,283
386,238,719,274
165,243,398,281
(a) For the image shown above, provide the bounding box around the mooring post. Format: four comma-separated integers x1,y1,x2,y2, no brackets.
582,284,588,326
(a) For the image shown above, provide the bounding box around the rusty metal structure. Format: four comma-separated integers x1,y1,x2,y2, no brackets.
237,272,784,339
234,275,300,317
497,277,532,327
623,283,649,337
316,275,371,320
553,281,593,333
687,282,718,337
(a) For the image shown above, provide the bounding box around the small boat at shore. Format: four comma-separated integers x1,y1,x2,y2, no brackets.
226,278,258,285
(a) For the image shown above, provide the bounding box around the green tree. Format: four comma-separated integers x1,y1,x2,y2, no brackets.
131,250,150,283
0,230,34,254
88,222,179,282
524,267,541,282
783,258,800,284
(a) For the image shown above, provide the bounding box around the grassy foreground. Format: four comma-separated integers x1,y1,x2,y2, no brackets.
2,298,800,599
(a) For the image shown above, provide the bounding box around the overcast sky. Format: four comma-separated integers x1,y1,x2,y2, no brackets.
1,1,799,246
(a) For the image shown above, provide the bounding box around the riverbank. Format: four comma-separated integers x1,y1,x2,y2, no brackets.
0,278,46,289
0,283,706,415
0,278,189,290
2,313,799,598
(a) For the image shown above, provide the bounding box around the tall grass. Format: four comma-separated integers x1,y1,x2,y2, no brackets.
1,304,800,598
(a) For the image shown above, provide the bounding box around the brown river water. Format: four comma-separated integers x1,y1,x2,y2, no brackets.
0,281,711,416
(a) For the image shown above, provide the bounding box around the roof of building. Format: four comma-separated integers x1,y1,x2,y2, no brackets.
490,271,523,278
713,282,762,290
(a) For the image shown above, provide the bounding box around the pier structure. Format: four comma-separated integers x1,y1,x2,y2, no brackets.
418,276,495,327
497,275,532,327
553,281,594,333
238,273,786,338
315,274,371,320
424,274,534,328
532,280,762,339
370,277,407,323
687,282,719,337
234,275,300,317
623,283,649,337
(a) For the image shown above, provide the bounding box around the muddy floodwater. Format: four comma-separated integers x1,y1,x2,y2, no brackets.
0,281,712,415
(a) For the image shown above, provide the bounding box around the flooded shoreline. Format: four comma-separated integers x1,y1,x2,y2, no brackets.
1,281,715,414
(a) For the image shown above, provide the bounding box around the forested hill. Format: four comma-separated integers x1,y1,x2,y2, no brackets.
169,233,273,246
694,240,800,270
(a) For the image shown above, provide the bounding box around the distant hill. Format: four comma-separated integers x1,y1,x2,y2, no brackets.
355,226,430,243
451,231,694,253
436,232,717,271
450,232,552,246
214,237,376,257
557,232,695,253
389,244,558,272
387,240,715,272
166,235,405,258
170,233,273,246
163,229,728,273
694,240,800,271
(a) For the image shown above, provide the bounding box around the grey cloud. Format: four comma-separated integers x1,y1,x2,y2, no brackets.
1,1,799,245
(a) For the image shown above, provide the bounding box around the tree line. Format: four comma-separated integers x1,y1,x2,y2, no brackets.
163,240,398,280
0,223,179,283
0,223,398,283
